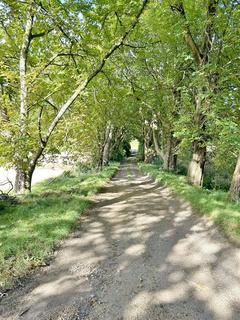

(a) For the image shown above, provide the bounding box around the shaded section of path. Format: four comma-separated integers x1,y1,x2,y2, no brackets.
1,161,240,320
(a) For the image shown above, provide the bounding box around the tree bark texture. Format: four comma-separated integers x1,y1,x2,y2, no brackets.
187,141,206,186
229,154,240,202
102,123,113,167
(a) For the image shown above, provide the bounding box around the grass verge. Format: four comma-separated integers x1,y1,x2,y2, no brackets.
139,162,240,243
0,162,119,290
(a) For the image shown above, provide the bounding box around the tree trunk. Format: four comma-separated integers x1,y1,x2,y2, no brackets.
143,123,153,163
229,154,240,202
163,153,177,172
138,138,145,161
14,2,33,194
187,141,206,186
14,146,44,193
152,129,164,162
14,168,33,193
163,133,178,171
152,128,178,171
19,1,33,135
101,123,113,167
144,137,152,163
187,89,207,186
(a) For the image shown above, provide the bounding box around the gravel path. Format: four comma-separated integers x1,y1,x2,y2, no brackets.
1,161,240,320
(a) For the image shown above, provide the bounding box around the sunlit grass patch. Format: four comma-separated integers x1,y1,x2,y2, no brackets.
0,162,119,290
139,163,240,243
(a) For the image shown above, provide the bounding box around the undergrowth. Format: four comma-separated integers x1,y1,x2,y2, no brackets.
139,163,240,243
0,162,119,290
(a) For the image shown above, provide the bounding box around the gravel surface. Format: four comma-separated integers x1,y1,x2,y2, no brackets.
1,161,240,320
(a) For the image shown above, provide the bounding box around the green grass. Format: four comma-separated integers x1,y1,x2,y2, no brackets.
0,162,119,290
139,163,240,243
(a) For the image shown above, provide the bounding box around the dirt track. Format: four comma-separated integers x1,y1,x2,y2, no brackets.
1,161,240,320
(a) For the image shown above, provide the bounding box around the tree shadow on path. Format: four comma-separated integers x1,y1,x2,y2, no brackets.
1,161,240,320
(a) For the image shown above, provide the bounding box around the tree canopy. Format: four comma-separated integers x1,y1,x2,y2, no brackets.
0,0,240,200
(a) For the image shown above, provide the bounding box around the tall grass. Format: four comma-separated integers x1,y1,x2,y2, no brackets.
139,163,240,243
0,162,119,290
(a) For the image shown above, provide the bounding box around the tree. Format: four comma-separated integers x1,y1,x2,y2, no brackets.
169,0,218,185
230,155,240,202
1,0,240,203
0,0,149,192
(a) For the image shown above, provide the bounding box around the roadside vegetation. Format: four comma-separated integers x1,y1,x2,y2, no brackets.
139,162,240,243
1,0,240,294
0,162,119,290
1,1,240,201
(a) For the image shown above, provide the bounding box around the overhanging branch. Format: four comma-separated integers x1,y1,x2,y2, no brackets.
171,2,203,65
43,0,150,144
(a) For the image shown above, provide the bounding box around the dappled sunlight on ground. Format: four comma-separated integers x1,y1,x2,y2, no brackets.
1,161,240,320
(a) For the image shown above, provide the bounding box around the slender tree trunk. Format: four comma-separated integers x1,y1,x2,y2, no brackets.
19,1,33,135
153,129,178,171
102,123,113,166
144,128,152,163
152,129,164,162
15,2,33,194
138,138,145,161
229,154,240,202
163,133,178,171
